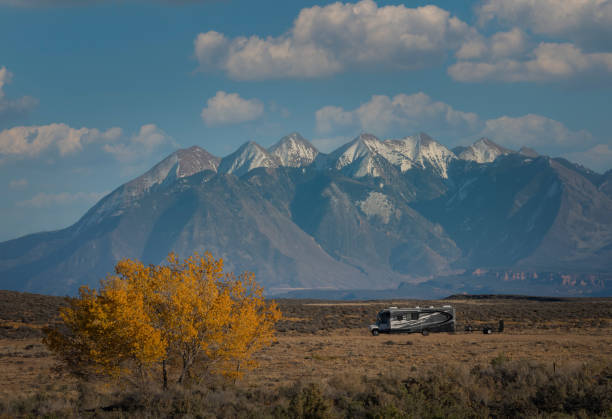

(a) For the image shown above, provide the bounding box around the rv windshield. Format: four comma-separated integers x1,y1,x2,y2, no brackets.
377,311,390,325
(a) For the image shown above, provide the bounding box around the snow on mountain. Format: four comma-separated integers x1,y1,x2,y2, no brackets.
325,132,456,178
128,146,219,194
356,191,399,224
218,141,280,177
268,132,318,167
459,138,514,163
327,133,390,178
83,146,219,225
384,132,456,178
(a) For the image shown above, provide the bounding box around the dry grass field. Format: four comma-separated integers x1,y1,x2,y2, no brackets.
249,297,612,389
0,291,611,417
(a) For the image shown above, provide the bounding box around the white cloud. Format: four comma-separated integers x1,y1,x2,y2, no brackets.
0,123,121,157
16,191,107,208
201,91,264,126
315,92,596,157
482,114,593,149
102,124,176,161
194,31,231,71
194,0,473,80
8,178,27,189
478,0,612,51
315,106,354,134
564,144,612,173
0,122,174,162
450,3,612,84
456,28,528,60
315,92,479,137
449,42,612,82
0,66,12,99
132,124,171,148
0,66,38,123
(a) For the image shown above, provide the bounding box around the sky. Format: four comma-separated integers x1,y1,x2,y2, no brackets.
1,0,611,241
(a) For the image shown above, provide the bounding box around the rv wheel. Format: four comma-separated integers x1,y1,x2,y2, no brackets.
371,329,379,336
421,330,429,336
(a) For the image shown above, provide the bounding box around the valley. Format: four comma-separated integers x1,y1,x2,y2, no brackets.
0,291,610,417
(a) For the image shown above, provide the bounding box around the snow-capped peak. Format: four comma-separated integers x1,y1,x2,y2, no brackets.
326,132,456,178
459,138,514,163
384,132,456,178
327,133,390,177
331,134,385,166
173,146,220,177
218,141,279,177
123,145,219,195
81,146,219,226
268,132,319,167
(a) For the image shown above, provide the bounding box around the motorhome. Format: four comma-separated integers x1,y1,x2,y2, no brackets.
369,305,455,336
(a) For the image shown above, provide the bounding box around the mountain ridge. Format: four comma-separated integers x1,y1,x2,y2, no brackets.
1,132,610,297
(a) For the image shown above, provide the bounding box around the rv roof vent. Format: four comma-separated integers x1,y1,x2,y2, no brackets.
443,305,451,308
389,306,398,309
415,306,420,309
429,306,434,308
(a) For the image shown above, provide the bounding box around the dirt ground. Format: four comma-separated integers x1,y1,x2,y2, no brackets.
1,296,611,401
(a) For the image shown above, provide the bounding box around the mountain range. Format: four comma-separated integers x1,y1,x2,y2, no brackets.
1,132,611,297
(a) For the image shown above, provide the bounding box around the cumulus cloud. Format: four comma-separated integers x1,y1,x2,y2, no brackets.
102,124,176,161
482,114,593,149
449,42,612,82
315,106,354,134
456,28,528,60
0,122,174,162
0,66,38,124
194,0,473,80
316,92,596,157
564,144,612,173
16,191,108,208
478,0,612,51
201,91,264,126
315,92,479,137
0,123,121,157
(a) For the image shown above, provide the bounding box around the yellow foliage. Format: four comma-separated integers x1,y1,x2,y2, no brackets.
44,252,281,387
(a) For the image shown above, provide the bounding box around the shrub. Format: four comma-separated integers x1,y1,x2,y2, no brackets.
287,384,334,419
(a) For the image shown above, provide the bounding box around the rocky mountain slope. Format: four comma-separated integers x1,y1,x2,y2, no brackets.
457,137,513,163
1,133,610,296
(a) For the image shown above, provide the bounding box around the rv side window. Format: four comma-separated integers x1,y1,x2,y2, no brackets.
411,312,419,320
395,315,403,321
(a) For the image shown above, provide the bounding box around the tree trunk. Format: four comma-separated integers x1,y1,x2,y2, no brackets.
234,361,241,385
162,359,168,390
177,353,192,384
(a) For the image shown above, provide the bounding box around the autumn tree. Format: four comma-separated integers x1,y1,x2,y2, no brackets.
44,252,281,388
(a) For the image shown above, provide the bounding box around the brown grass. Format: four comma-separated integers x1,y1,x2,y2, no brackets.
0,291,611,417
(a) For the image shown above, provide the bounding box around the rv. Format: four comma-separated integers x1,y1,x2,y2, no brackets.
369,305,455,336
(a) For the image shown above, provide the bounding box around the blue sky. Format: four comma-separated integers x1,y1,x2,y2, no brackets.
1,0,611,241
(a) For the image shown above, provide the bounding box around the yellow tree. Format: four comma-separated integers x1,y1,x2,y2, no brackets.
44,274,166,384
216,272,281,380
44,252,281,388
